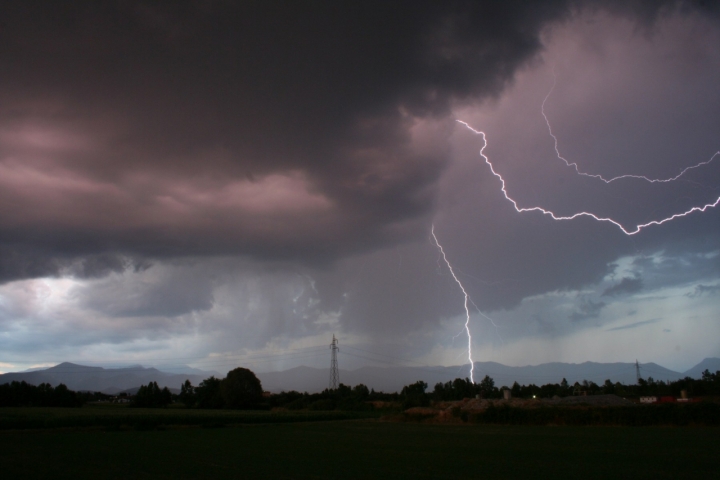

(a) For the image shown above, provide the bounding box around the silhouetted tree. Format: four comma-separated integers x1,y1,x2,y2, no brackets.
132,381,172,408
179,379,196,407
221,367,263,409
52,383,81,407
195,376,224,409
479,375,495,398
352,384,370,399
559,378,570,395
401,380,429,408
0,381,81,407
602,379,615,394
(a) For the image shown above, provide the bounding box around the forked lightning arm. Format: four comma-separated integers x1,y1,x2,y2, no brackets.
432,84,719,383
541,75,720,184
455,120,720,235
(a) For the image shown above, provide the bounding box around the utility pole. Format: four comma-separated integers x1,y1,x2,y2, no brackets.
329,334,339,390
635,359,641,384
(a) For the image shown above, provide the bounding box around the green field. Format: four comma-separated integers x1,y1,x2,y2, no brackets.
0,414,717,479
0,405,378,430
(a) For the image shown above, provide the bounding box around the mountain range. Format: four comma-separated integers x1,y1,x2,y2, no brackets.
258,358,720,393
0,363,218,395
1,358,718,394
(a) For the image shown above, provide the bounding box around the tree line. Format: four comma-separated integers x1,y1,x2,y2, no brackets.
136,367,264,409
407,369,720,406
0,381,83,407
2,367,719,409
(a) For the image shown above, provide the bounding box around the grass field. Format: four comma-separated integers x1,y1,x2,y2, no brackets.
0,406,379,430
0,418,717,479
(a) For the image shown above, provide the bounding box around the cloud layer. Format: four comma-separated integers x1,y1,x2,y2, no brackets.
0,1,719,373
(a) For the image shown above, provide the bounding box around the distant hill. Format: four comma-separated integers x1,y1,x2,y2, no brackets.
683,358,720,378
152,365,221,377
258,360,709,393
0,362,208,394
2,358,714,395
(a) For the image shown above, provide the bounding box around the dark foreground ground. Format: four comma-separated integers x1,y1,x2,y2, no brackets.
1,419,717,479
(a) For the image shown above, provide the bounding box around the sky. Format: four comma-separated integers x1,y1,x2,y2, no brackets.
1,0,719,376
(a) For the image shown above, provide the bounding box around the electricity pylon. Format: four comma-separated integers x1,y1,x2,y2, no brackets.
329,334,339,390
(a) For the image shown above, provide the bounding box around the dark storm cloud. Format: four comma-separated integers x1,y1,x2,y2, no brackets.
0,247,63,284
602,276,643,296
1,1,719,368
432,0,720,318
0,247,139,284
631,253,720,292
2,0,710,283
64,255,135,279
78,269,215,318
685,284,720,298
0,0,581,280
606,318,660,331
569,299,606,321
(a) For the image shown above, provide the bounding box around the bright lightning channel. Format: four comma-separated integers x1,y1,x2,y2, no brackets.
455,120,720,235
431,224,475,383
541,74,720,184
441,84,719,385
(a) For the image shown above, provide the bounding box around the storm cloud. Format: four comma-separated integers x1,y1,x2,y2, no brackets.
0,1,719,373
602,277,643,297
0,0,579,273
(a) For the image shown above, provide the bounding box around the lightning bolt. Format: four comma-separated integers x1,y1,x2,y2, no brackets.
455,120,720,235
541,73,720,185
431,224,475,383
437,78,719,384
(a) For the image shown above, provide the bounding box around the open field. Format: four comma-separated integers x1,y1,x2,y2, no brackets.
402,399,720,426
0,406,379,430
1,420,717,479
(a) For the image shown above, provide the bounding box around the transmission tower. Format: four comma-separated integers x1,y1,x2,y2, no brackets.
329,334,339,390
635,359,642,384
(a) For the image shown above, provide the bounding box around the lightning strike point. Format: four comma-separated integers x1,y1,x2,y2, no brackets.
431,225,475,383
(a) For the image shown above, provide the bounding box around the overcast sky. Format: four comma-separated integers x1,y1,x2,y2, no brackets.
1,1,719,376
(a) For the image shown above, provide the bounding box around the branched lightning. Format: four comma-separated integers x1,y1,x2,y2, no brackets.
431,224,475,383
438,78,719,384
455,120,720,235
541,74,720,184
467,297,503,345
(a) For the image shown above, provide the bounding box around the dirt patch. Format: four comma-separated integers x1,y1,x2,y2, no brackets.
549,394,634,406
394,395,634,423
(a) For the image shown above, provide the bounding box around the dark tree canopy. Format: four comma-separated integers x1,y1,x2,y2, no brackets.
221,368,263,409
131,381,172,408
401,380,429,409
179,379,196,407
195,376,224,409
0,381,81,408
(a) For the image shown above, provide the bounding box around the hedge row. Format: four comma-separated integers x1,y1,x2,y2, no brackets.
467,402,720,426
0,409,379,430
